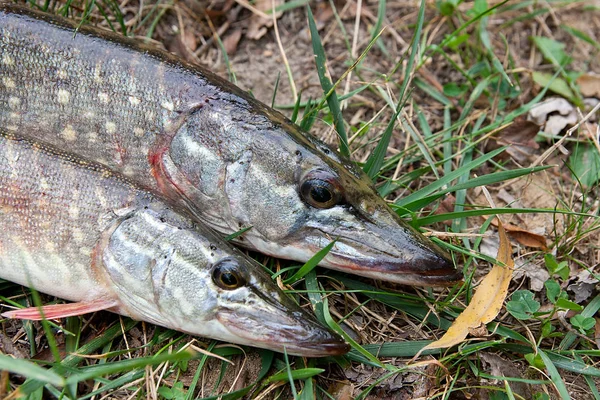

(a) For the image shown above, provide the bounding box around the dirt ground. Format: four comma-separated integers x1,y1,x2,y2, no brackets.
2,0,600,399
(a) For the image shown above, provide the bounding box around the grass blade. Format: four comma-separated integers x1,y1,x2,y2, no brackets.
284,240,335,284
0,355,64,387
306,6,349,157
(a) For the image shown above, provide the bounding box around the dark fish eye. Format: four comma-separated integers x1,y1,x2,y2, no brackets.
300,171,343,209
212,259,246,290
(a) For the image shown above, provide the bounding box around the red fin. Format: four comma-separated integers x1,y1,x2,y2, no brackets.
1,299,118,320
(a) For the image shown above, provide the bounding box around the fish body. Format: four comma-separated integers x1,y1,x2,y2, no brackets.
0,129,348,357
0,4,461,285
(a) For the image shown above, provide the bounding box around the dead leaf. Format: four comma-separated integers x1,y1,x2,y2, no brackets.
422,222,514,351
512,259,550,292
487,118,540,163
314,2,335,29
432,194,456,226
246,0,282,40
578,74,600,98
328,380,354,400
567,269,599,303
490,218,548,250
480,353,533,399
222,28,242,54
528,97,577,135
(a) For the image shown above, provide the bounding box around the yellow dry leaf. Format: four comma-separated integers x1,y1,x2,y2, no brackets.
422,222,514,351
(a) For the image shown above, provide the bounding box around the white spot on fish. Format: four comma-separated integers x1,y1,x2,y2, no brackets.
57,89,70,104
133,127,145,137
105,121,117,134
98,92,109,103
6,125,18,132
161,101,174,112
2,54,14,65
69,204,80,220
84,111,96,119
145,111,155,121
72,228,85,245
94,62,103,83
9,112,19,120
39,178,50,191
129,96,141,106
61,125,78,141
57,69,68,80
87,131,98,143
8,96,21,109
44,241,56,253
79,246,92,257
2,77,15,89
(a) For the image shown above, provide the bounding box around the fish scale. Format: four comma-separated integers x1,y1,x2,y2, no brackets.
0,129,349,357
0,4,462,285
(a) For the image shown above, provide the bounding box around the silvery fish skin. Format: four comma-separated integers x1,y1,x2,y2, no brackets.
0,4,461,285
0,129,348,357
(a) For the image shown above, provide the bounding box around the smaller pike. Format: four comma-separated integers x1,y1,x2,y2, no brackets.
0,129,348,357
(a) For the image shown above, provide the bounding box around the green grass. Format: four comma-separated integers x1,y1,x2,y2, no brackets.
2,0,600,399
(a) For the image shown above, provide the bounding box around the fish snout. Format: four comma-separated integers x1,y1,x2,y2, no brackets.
216,297,349,357
315,213,463,286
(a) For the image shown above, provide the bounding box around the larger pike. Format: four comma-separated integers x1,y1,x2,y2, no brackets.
0,129,348,357
0,4,461,285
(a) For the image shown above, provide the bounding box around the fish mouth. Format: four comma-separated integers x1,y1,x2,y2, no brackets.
294,217,463,286
216,295,349,357
321,241,463,286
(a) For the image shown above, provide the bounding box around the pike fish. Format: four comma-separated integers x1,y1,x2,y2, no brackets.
0,129,349,357
0,4,461,285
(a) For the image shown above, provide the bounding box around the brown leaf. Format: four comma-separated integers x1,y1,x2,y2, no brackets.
578,74,600,98
328,380,354,400
314,2,335,27
246,0,282,40
222,28,242,54
490,218,548,250
422,221,514,351
487,118,540,163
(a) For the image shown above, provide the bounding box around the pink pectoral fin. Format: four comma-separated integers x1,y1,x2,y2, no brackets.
1,299,118,320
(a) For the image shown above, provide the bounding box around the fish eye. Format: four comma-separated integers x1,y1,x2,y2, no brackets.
300,171,343,209
212,258,246,290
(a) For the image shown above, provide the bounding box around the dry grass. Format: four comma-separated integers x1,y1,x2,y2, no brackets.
1,0,600,399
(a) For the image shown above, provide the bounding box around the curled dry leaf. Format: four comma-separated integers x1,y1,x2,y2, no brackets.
422,222,514,351
490,217,548,250
528,97,577,135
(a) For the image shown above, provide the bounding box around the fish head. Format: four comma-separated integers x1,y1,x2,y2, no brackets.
99,202,349,357
159,102,461,286
272,136,463,286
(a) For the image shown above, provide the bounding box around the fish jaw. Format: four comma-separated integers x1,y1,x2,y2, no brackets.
308,210,461,286
242,202,460,286
215,285,349,357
